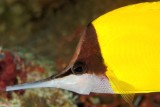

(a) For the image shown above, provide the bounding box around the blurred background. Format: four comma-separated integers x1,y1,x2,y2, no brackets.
0,0,160,107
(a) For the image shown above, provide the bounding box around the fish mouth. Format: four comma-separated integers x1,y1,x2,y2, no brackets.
5,66,73,91
6,74,58,91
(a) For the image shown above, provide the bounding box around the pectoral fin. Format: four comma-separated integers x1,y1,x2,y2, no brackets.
106,70,135,106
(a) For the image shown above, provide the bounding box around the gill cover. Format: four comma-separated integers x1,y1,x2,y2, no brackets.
92,1,160,94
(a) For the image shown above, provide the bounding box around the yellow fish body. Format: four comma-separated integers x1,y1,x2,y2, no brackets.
92,2,160,94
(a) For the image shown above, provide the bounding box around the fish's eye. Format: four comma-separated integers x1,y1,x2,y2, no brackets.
71,61,87,75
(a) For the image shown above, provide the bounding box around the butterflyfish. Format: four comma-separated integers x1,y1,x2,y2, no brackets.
5,1,160,106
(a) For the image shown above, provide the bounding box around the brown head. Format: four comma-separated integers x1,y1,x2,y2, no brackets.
5,24,113,94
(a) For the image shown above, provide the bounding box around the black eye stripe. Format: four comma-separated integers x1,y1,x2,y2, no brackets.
71,61,87,75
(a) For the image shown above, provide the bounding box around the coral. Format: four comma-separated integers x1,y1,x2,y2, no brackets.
0,49,77,107
0,50,27,98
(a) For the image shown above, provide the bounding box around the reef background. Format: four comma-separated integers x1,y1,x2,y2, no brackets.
0,0,160,107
